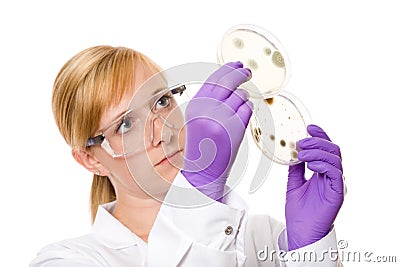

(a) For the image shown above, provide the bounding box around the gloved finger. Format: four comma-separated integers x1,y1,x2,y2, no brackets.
297,137,341,158
211,68,252,101
195,62,243,98
307,161,344,195
235,99,253,127
205,62,243,85
297,149,342,171
223,89,250,112
307,124,332,142
287,162,307,192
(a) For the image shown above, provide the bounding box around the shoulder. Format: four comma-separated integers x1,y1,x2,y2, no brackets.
30,234,105,267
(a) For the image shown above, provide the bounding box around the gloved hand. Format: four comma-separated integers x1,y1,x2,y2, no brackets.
181,62,253,201
285,124,345,250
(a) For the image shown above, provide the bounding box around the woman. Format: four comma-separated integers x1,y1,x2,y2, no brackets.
31,45,344,266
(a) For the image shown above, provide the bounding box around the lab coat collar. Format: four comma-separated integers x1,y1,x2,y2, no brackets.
92,201,139,249
146,172,248,266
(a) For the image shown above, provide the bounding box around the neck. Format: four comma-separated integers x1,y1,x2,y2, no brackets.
112,194,162,243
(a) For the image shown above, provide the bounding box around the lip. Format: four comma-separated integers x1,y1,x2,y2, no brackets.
155,150,183,166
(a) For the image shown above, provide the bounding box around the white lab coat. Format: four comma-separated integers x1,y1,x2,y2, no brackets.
30,172,342,266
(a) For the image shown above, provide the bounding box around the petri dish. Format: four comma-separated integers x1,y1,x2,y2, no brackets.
217,24,291,99
250,91,311,165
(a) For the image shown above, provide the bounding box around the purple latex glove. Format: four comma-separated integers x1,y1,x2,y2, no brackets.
181,62,253,201
285,124,345,250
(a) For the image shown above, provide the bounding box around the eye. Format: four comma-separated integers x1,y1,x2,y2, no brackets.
154,94,172,111
115,117,136,134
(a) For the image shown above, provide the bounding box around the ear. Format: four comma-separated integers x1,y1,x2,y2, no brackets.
72,147,108,176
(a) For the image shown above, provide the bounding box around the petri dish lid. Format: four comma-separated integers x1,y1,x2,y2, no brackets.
217,24,291,99
250,91,311,165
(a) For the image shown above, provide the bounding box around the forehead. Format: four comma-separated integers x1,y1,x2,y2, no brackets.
98,67,166,130
130,69,168,107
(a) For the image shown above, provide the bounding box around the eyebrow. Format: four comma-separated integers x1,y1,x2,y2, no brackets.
103,88,166,127
103,84,185,131
151,86,169,99
99,108,133,133
151,84,185,98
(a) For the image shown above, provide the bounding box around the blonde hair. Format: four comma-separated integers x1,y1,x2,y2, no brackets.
52,45,161,223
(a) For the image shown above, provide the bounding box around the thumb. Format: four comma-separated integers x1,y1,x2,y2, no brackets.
287,162,306,192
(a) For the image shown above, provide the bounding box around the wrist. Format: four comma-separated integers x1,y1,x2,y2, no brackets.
181,170,226,201
286,222,331,251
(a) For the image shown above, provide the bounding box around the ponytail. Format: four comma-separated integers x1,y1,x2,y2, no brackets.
90,174,116,224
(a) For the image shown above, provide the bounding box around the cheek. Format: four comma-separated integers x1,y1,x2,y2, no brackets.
105,159,135,185
94,150,137,187
126,154,173,197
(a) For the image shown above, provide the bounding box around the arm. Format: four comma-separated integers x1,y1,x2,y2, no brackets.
30,246,97,267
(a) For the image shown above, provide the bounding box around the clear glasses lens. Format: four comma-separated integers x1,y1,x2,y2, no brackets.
100,86,187,158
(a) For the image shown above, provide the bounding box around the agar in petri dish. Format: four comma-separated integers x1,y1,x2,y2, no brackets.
250,91,311,165
217,24,291,99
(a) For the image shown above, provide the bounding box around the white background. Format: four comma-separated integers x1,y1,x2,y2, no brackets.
1,0,399,266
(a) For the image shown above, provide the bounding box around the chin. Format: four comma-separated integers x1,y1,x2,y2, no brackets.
164,166,181,184
156,164,180,184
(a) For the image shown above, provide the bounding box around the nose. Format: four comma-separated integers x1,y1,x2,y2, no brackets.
150,115,174,146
